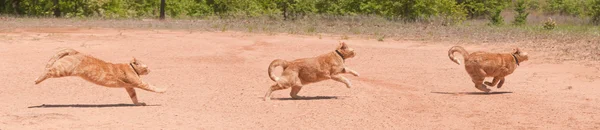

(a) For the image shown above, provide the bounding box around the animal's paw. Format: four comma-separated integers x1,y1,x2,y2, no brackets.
291,95,305,99
135,102,147,106
477,84,491,93
346,83,353,88
350,71,360,77
155,87,168,94
34,78,42,85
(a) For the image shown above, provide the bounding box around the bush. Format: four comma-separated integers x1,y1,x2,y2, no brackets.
590,0,600,24
357,0,466,23
458,0,510,19
315,0,361,16
276,0,317,20
512,0,529,26
543,17,557,30
544,0,588,17
0,0,468,22
489,7,504,26
186,0,214,18
7,0,586,26
436,0,467,25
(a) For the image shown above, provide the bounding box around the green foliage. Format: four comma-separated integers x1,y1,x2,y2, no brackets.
457,0,510,19
437,0,467,25
590,0,600,24
1,0,470,22
489,7,504,26
357,0,466,23
3,0,596,25
513,0,529,26
315,0,361,16
186,0,213,18
275,0,317,20
544,0,587,17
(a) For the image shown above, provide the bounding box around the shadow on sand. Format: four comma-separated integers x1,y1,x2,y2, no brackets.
269,96,345,101
430,91,513,95
28,103,161,108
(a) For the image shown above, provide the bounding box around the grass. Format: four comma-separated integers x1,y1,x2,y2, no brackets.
377,35,385,42
0,15,598,62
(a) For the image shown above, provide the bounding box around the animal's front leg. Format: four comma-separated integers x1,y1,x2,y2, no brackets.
496,78,506,88
134,81,168,93
343,67,360,77
331,75,352,88
471,78,490,92
484,77,501,87
290,86,304,99
125,87,146,106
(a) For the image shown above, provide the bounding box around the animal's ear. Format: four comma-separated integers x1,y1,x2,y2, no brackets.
513,48,521,54
338,41,348,49
131,57,137,63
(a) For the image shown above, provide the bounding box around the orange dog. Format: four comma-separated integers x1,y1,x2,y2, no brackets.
448,46,529,92
34,48,167,105
265,42,359,100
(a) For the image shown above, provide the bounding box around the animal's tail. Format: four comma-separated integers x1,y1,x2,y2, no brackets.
448,46,469,65
268,59,289,81
45,48,79,68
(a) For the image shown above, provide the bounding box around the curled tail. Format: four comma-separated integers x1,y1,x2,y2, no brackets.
448,46,469,65
268,59,289,81
45,48,79,68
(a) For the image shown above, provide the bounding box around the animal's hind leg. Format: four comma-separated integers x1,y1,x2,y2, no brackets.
125,87,146,106
34,72,50,84
290,86,303,99
264,83,288,101
34,68,70,84
472,77,491,92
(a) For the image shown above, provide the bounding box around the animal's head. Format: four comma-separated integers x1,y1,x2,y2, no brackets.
512,48,529,63
336,41,356,59
130,57,150,75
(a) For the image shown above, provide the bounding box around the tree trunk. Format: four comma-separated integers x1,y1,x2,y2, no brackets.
159,0,165,20
12,0,22,15
52,0,60,17
0,0,5,13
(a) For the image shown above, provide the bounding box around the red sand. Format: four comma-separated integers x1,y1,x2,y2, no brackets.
0,28,599,129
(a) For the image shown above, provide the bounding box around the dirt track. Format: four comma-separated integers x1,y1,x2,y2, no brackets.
1,28,599,129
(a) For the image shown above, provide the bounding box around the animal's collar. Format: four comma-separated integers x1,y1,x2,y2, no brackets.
335,50,345,60
511,54,520,66
130,63,140,76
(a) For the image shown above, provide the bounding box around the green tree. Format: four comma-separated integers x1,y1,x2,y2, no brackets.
457,0,510,19
590,0,600,24
513,0,529,26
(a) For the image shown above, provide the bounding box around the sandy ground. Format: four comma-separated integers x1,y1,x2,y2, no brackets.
0,27,599,129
